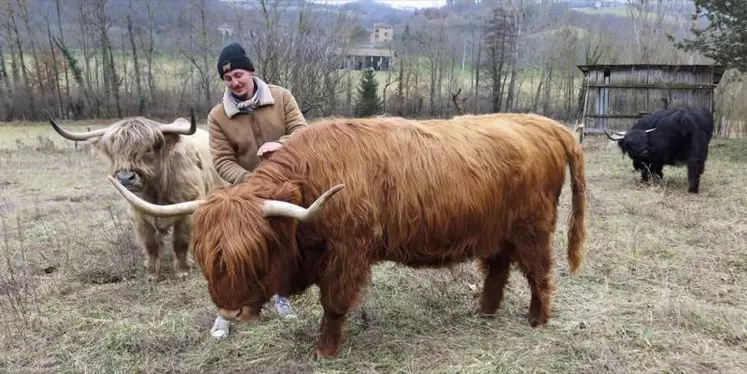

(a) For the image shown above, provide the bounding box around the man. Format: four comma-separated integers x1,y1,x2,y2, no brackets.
207,42,307,338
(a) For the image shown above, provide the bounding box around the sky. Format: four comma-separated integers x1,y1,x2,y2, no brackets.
308,0,448,9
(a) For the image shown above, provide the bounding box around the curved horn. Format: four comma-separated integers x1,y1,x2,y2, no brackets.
645,128,656,133
45,109,108,141
262,184,345,221
159,108,197,135
604,129,625,141
107,175,203,216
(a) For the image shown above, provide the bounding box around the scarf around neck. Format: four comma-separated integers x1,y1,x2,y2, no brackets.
231,80,259,113
222,76,276,118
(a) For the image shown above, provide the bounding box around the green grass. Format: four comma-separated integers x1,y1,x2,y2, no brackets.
2,49,210,93
0,124,746,372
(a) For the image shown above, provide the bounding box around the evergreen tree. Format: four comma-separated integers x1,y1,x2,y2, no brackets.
669,0,747,73
354,68,382,117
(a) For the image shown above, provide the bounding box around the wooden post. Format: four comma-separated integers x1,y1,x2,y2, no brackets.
578,77,589,144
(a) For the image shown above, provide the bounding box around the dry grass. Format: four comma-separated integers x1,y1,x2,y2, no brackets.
0,122,746,373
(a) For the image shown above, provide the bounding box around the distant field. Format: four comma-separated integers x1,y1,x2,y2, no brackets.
574,5,688,22
576,6,631,17
1,50,219,93
1,122,746,373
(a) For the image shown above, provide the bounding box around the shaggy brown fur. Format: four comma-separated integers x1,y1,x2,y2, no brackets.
50,116,225,282
448,112,586,270
185,112,587,357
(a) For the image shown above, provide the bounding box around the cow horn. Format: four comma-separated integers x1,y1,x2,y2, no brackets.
45,109,108,141
262,184,346,221
107,176,203,216
604,129,625,141
159,108,197,135
645,128,656,133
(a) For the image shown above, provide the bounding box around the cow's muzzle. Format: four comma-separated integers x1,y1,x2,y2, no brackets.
218,306,260,323
115,171,142,191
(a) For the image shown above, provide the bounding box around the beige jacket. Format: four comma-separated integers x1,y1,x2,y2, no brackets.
207,77,307,184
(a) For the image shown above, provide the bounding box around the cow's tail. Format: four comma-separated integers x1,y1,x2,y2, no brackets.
562,129,587,274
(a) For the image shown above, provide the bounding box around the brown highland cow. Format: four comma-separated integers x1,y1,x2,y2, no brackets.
107,113,587,357
47,111,225,282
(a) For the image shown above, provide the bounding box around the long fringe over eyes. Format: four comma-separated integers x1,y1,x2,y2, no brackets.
191,186,276,295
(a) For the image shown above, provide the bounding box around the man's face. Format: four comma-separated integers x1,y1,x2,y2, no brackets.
223,69,253,99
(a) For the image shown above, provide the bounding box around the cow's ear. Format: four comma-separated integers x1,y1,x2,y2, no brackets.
272,182,302,205
87,136,108,157
162,133,181,152
86,136,103,148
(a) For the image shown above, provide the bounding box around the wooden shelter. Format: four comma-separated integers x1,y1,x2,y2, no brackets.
340,46,395,71
576,64,725,133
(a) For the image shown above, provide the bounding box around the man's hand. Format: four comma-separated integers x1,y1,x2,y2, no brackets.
257,141,282,157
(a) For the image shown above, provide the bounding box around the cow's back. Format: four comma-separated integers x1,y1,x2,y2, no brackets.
271,116,574,265
648,108,714,163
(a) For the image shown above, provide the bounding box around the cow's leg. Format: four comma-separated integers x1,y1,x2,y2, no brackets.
654,168,664,182
316,307,349,359
477,249,513,316
651,164,664,184
687,134,709,194
134,218,163,283
315,255,371,359
172,218,193,280
639,167,651,184
634,161,651,184
513,229,554,327
687,159,704,193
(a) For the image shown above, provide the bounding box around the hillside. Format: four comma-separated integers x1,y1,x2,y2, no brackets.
324,0,700,38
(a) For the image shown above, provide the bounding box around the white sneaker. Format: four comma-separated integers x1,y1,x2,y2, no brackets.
273,295,298,319
210,315,230,339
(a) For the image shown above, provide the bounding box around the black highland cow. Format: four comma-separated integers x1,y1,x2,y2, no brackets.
605,107,714,194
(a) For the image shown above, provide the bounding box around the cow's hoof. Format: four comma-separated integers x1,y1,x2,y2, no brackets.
146,273,158,283
473,303,497,318
175,271,189,281
312,347,338,360
473,298,500,317
528,314,548,327
475,310,497,319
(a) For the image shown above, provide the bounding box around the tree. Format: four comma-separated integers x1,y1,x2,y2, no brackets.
669,0,747,73
625,0,671,64
350,25,370,44
355,69,382,117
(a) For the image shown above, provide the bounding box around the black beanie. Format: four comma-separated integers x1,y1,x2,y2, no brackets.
217,42,255,79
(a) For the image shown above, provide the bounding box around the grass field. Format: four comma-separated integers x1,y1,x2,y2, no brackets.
1,121,746,373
